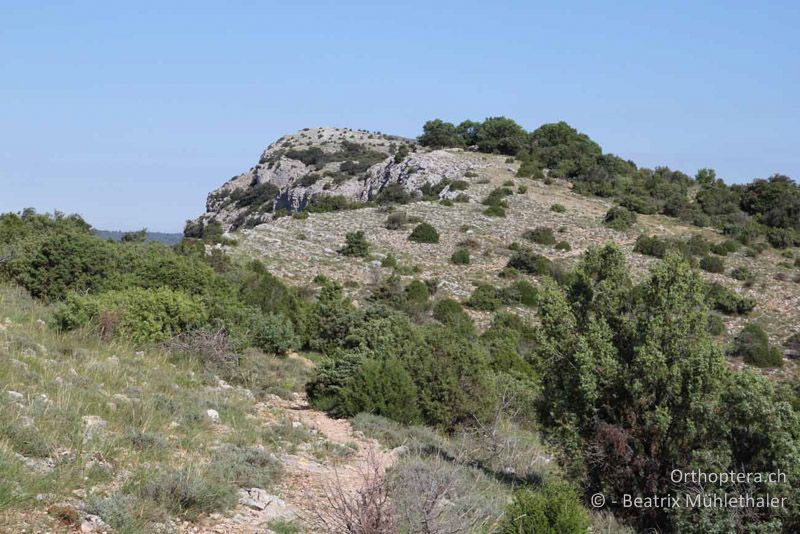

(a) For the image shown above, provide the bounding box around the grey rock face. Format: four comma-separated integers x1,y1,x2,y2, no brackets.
190,127,479,233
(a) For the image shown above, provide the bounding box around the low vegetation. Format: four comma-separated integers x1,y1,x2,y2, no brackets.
4,109,800,534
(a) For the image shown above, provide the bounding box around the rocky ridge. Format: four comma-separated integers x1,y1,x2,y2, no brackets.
191,127,480,232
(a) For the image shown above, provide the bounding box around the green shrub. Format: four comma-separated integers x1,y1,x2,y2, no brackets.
517,185,528,194
729,266,754,282
700,255,725,273
498,482,590,534
432,299,475,335
306,195,366,213
134,466,237,517
54,287,207,343
250,313,298,355
385,211,408,230
468,284,502,311
710,239,741,256
483,205,506,217
6,231,118,301
403,280,430,312
554,241,571,252
706,283,755,315
500,279,538,307
483,187,512,207
731,324,783,368
408,223,439,243
686,234,711,257
523,227,556,246
632,235,690,260
211,444,282,489
338,231,370,257
603,206,637,231
550,203,566,213
767,227,798,249
291,211,309,220
451,248,470,265
620,194,658,215
707,313,726,336
507,249,556,277
450,180,469,191
380,254,397,268
404,327,493,429
393,144,409,164
339,358,421,424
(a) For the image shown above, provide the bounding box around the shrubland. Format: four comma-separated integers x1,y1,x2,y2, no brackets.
3,178,800,533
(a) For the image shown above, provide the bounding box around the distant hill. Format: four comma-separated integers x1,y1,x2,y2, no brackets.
94,229,183,245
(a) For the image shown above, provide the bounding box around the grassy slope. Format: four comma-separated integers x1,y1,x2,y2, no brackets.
0,284,315,532
233,149,800,373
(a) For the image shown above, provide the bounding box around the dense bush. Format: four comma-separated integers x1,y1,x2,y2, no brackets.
338,231,370,257
731,324,783,368
450,248,470,265
507,249,557,277
467,284,502,311
418,117,527,156
408,222,440,243
54,287,207,343
707,313,726,336
483,187,512,208
729,266,754,282
5,231,118,301
307,311,491,429
554,240,571,251
686,234,711,256
403,327,493,428
699,255,725,273
498,482,589,534
534,246,797,530
710,239,741,256
339,358,421,424
550,203,566,213
385,211,408,230
603,206,636,231
402,279,431,314
432,298,475,335
482,205,506,217
499,279,538,307
523,227,556,246
706,282,755,315
417,119,464,148
633,234,670,258
249,313,298,355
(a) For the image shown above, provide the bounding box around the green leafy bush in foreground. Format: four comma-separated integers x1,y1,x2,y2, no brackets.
54,287,207,343
498,481,589,534
249,313,298,355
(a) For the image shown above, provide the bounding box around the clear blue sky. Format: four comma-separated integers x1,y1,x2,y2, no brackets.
2,1,798,231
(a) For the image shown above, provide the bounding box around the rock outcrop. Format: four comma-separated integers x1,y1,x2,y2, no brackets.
188,127,480,233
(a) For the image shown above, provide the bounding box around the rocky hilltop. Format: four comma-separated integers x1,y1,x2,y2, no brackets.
188,127,480,233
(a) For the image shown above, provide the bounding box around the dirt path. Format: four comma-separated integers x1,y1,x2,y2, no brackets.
193,392,397,533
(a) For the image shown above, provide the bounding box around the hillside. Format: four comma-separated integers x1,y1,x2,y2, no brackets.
195,127,800,369
2,119,800,533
